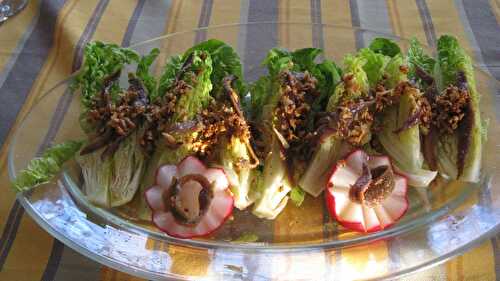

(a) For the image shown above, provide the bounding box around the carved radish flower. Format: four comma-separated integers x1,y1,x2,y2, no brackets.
325,150,409,232
145,156,233,238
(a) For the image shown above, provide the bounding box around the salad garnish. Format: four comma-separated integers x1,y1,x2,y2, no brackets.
12,35,486,237
325,149,408,232
144,156,233,238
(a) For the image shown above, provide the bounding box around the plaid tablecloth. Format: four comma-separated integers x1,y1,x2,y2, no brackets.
1,0,500,280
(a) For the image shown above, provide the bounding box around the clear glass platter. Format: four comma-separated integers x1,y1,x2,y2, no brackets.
8,23,500,280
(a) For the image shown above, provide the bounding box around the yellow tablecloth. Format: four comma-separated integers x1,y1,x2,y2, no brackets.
1,0,499,280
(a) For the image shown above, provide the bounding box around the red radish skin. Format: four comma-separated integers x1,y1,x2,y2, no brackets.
144,156,234,238
324,149,409,233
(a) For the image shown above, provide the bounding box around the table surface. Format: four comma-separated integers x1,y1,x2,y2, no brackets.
1,0,500,280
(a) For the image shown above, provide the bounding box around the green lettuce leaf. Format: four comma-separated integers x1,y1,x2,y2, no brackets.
309,60,342,121
12,140,83,192
71,41,140,109
157,50,214,122
369,37,401,57
174,51,213,122
157,55,183,99
436,35,474,90
253,47,331,121
249,76,271,120
384,54,407,88
290,186,306,207
262,48,295,77
407,37,436,85
357,48,390,88
77,131,145,207
327,53,370,110
435,35,482,182
252,140,291,219
233,232,259,243
184,39,244,95
219,137,257,210
299,136,344,196
136,48,160,98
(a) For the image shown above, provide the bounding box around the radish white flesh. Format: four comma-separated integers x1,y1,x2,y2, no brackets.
157,165,177,190
144,156,233,238
325,150,409,232
145,185,166,211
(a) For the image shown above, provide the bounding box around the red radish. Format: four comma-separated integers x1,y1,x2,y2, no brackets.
325,150,408,232
144,156,233,238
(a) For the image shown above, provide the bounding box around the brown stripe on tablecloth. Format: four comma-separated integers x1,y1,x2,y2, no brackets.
0,0,66,147
41,239,65,281
349,0,363,49
460,0,500,79
0,202,23,271
194,0,213,43
386,0,403,36
0,0,68,271
244,0,279,82
121,0,146,47
310,0,324,50
491,0,500,23
415,0,437,46
125,0,173,45
236,0,250,58
72,0,110,72
453,0,488,69
492,236,500,280
0,1,42,88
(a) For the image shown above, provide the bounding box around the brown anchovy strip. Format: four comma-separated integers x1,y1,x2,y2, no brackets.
414,68,440,169
223,75,244,118
391,82,431,134
169,174,214,225
101,136,126,159
316,99,375,146
349,163,395,206
457,101,473,177
393,108,422,134
455,71,473,177
175,52,195,82
80,73,148,159
422,128,438,170
349,163,373,203
79,128,113,155
415,65,435,86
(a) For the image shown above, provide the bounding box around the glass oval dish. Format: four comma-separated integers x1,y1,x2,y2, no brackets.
8,23,500,281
